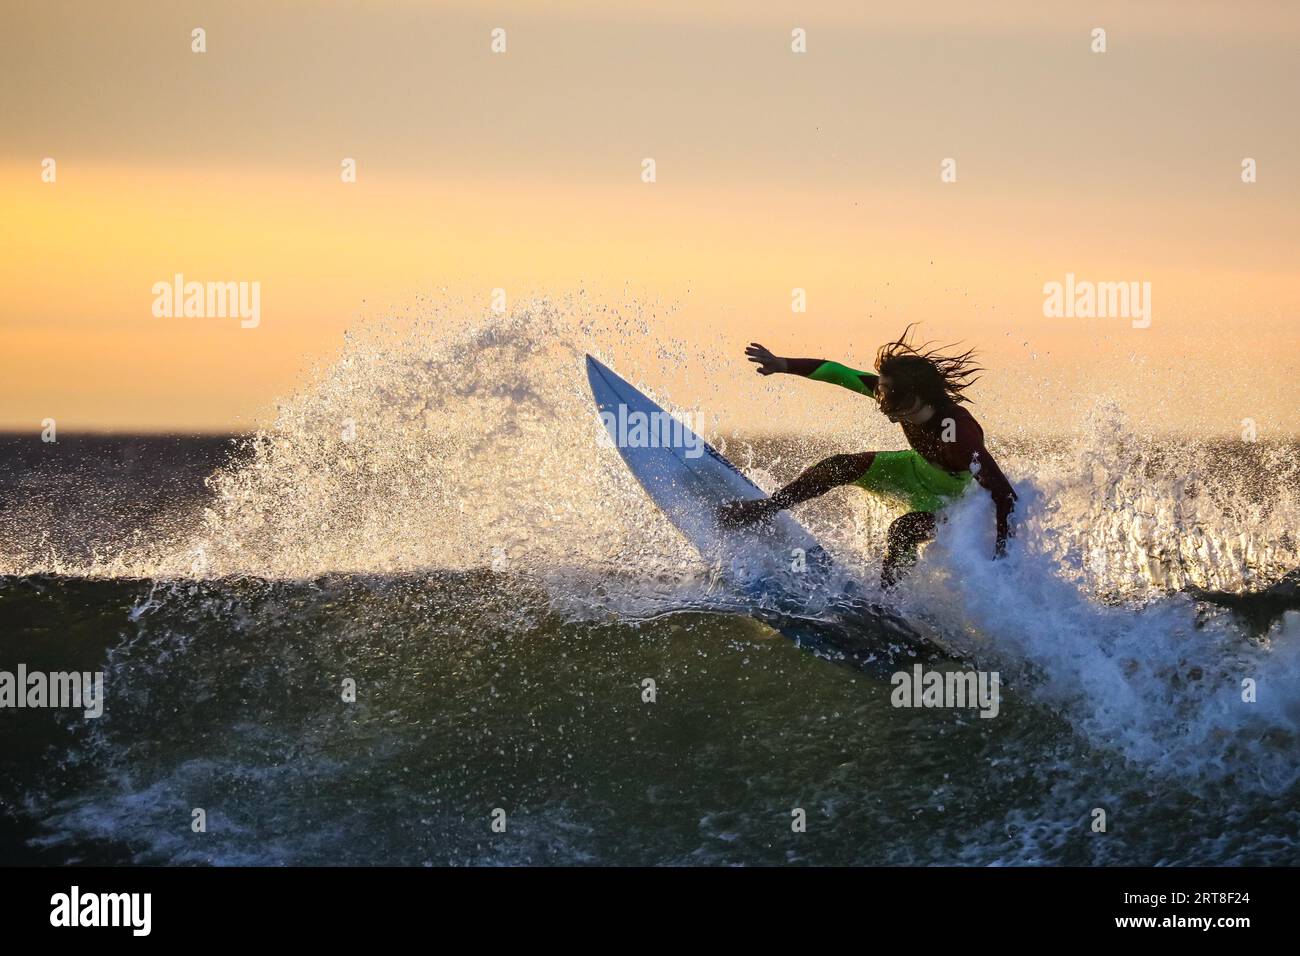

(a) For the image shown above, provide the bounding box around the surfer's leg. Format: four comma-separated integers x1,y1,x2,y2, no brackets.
880,511,937,589
769,452,876,508
721,452,876,526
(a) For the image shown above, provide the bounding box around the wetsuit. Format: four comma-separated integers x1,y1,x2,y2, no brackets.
784,358,1017,582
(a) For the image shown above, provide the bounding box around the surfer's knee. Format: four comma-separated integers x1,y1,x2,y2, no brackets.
887,511,936,548
880,513,935,590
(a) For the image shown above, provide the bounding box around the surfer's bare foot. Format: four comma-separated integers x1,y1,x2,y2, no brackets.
718,498,774,528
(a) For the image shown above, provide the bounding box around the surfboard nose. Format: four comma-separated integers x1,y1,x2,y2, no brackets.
584,354,622,398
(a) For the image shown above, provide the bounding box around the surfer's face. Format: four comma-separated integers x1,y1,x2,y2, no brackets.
876,375,925,422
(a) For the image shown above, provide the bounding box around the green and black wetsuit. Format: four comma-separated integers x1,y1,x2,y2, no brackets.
789,358,1017,548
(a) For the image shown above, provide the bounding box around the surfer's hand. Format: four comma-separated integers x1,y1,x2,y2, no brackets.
718,498,774,529
993,518,1014,559
745,343,788,376
994,534,1011,560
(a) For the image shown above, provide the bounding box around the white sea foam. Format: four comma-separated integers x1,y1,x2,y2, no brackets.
904,481,1300,792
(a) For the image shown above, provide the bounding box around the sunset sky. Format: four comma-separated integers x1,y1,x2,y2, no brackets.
1,0,1297,435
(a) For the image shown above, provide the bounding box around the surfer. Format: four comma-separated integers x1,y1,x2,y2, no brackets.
719,328,1017,588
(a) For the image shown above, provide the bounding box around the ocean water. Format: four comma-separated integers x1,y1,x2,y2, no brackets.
2,306,1298,865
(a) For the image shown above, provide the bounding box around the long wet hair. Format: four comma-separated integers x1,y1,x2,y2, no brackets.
874,324,982,407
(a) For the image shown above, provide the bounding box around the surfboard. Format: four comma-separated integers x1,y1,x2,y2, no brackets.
586,354,822,597
585,354,933,670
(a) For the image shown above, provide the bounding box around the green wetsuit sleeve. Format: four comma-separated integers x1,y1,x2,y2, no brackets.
808,361,878,397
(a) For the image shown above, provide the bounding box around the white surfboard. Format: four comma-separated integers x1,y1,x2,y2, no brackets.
586,354,822,598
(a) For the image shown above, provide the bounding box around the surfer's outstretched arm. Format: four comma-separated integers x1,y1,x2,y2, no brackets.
719,453,874,527
746,343,879,397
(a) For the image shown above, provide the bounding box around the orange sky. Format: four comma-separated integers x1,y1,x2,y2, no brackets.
1,0,1297,435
